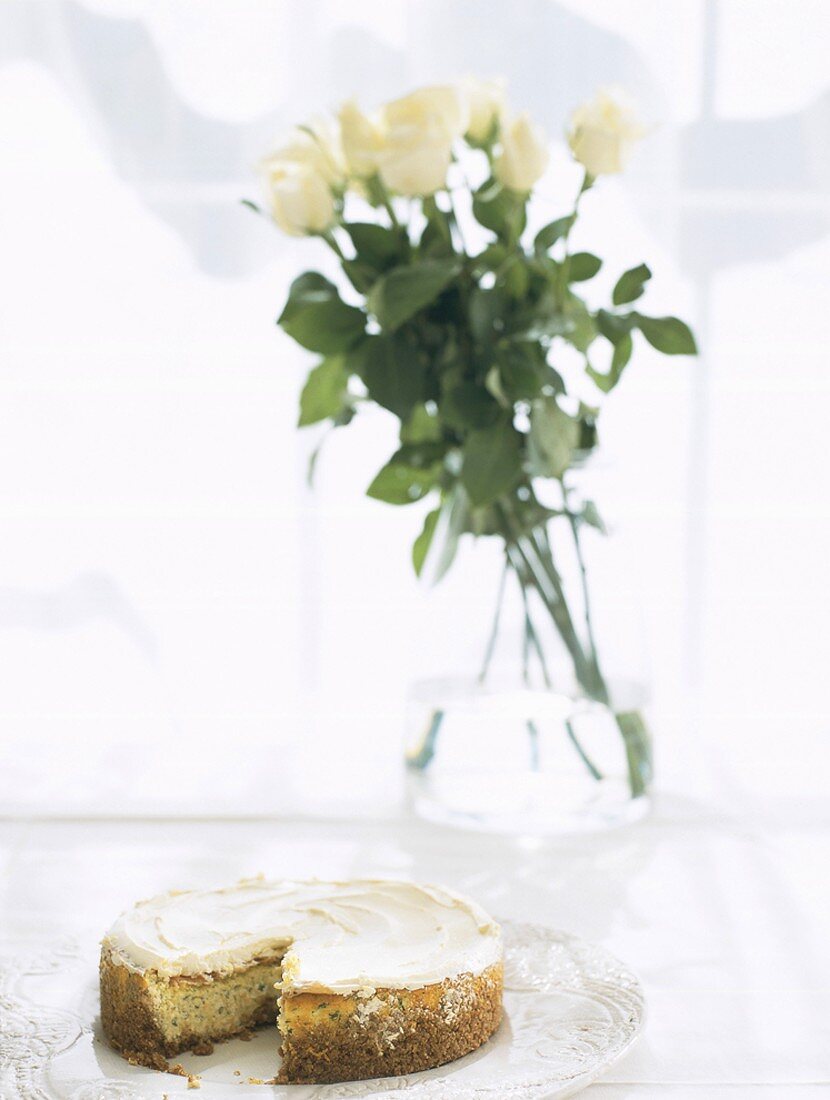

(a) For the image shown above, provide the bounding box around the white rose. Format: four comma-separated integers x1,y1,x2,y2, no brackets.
383,84,469,141
377,84,469,196
567,88,645,176
461,77,504,142
261,161,335,236
338,99,383,178
263,121,345,188
494,113,549,192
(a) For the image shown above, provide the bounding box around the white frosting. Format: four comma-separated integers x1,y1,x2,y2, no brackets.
103,878,502,994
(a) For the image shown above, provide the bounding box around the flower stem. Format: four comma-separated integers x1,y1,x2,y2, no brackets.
320,229,346,259
529,526,608,703
510,554,551,688
377,181,400,229
478,556,509,683
561,481,602,678
406,708,443,771
507,546,603,780
445,189,469,256
565,717,603,781
557,169,591,306
515,530,598,697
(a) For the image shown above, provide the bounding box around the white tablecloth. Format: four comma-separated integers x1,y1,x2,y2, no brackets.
1,797,828,1098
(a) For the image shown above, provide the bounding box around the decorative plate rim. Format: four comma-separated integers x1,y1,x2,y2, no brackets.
0,919,645,1099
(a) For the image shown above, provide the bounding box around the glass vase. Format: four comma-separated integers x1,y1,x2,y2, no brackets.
405,472,652,835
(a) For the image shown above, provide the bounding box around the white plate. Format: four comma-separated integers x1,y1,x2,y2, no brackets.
1,921,644,1099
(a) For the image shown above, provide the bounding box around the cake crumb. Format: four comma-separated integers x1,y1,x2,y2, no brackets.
191,1041,214,1056
187,1074,201,1089
247,1077,264,1085
123,1049,169,1072
233,1069,241,1076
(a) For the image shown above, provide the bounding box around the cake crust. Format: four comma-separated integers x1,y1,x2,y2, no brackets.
100,951,170,1058
277,963,503,1084
100,950,503,1083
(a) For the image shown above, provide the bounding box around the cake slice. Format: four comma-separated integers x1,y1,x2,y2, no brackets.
100,877,503,1084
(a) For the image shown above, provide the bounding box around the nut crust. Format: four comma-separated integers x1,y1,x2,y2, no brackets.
100,949,502,1084
278,963,503,1084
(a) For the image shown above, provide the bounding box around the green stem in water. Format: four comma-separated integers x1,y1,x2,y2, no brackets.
526,719,541,771
515,532,598,698
511,555,551,688
532,526,607,703
478,556,509,683
508,547,603,780
561,481,601,672
406,708,444,771
528,526,608,703
615,710,652,798
565,718,603,781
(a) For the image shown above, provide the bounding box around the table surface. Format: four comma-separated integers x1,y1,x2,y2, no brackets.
1,795,828,1100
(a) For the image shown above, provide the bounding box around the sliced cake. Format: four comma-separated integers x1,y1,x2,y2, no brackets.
99,877,503,1084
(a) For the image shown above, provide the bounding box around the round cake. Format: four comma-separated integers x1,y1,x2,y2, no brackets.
99,877,503,1084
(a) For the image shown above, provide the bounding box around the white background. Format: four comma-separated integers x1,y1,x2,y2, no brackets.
0,0,829,817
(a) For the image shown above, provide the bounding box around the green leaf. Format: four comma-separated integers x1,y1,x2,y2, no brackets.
566,306,597,353
441,382,501,430
484,365,508,406
278,272,366,354
396,442,448,466
580,500,606,534
612,331,634,372
366,445,443,505
473,242,507,272
419,216,455,258
349,336,425,420
367,258,461,331
503,256,530,299
587,330,633,393
529,397,580,479
533,215,574,254
567,252,602,283
635,314,698,355
298,357,349,426
341,258,378,294
461,420,522,506
519,312,572,341
596,309,634,344
468,286,506,344
472,181,527,242
612,263,651,306
400,404,442,444
494,342,546,402
577,402,599,452
412,507,440,576
344,222,405,272
432,486,469,583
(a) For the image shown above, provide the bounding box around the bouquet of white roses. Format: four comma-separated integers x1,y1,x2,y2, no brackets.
252,80,697,797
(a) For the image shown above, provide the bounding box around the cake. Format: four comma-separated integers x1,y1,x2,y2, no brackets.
99,877,503,1084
